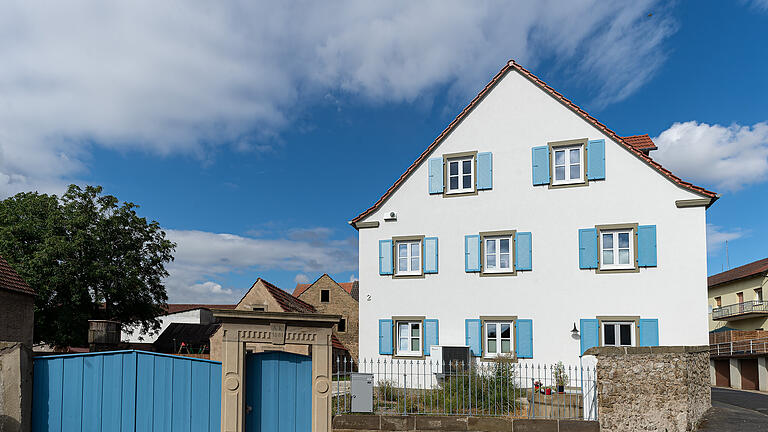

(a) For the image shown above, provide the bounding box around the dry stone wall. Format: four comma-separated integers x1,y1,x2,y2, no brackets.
585,346,710,432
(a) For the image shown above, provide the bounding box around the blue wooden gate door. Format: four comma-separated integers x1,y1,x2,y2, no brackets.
245,352,311,432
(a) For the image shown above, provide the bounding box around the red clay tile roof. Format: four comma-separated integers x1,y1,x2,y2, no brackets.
164,304,237,314
708,258,768,288
258,278,316,313
331,334,347,351
622,134,658,151
350,60,717,225
0,255,34,296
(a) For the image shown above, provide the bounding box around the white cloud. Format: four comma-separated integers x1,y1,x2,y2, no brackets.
0,1,674,196
349,274,359,282
747,0,768,11
653,121,768,191
164,228,357,302
706,224,747,254
294,274,310,284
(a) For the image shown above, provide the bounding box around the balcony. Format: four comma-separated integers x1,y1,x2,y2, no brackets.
710,336,768,357
712,300,768,321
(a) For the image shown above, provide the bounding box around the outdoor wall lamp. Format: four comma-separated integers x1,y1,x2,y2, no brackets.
571,322,580,339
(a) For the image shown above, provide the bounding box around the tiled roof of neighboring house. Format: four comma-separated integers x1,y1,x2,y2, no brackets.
0,255,34,296
350,60,717,225
292,276,359,302
258,278,316,313
164,304,237,314
622,134,658,152
708,257,768,288
331,334,347,351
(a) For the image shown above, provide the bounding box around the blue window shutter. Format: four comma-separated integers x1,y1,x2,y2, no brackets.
639,319,659,347
465,319,482,357
586,139,606,180
379,319,393,355
423,319,439,355
515,232,532,271
515,319,533,359
578,228,598,269
464,235,481,272
532,146,550,185
428,158,444,194
476,152,493,190
424,237,438,274
637,225,657,267
580,319,599,355
379,240,393,275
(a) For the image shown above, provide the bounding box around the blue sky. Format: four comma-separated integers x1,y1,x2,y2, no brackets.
1,1,766,302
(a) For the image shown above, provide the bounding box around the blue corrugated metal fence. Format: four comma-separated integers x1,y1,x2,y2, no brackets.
32,350,221,432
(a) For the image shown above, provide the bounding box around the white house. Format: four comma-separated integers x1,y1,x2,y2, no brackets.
350,60,718,367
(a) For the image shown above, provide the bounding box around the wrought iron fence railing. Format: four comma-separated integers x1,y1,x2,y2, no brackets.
710,336,768,357
332,357,597,421
712,300,768,320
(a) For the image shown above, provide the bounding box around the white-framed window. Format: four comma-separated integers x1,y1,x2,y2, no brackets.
602,321,634,347
483,236,513,273
552,145,584,185
396,321,422,356
396,240,421,275
600,229,634,270
447,156,474,194
484,321,514,358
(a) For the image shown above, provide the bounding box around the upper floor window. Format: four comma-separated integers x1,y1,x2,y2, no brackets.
338,318,346,333
484,321,513,358
602,321,633,347
552,144,584,185
396,240,421,276
447,156,474,194
484,235,513,274
320,289,330,303
396,320,422,356
600,229,634,270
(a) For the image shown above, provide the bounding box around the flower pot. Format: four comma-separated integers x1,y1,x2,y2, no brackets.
557,385,565,394
544,388,552,395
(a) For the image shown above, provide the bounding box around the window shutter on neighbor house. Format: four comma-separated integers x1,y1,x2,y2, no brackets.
379,240,393,275
639,319,659,346
515,319,533,358
515,232,532,271
586,139,606,180
578,228,598,269
424,237,439,274
580,319,599,355
465,319,482,357
476,152,493,190
423,319,439,355
531,146,550,185
379,319,393,355
428,157,444,194
637,225,658,267
464,235,481,272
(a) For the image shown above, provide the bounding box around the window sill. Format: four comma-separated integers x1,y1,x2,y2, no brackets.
549,180,588,189
443,190,478,198
393,353,425,360
481,355,518,363
595,266,639,274
393,273,425,279
480,270,516,277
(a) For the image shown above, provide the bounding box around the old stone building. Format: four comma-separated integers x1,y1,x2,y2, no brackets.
0,255,35,346
293,274,359,359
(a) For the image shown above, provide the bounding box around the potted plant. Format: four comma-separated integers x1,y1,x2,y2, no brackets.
553,362,568,394
534,380,543,391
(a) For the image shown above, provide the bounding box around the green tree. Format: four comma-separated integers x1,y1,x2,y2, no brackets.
0,185,176,347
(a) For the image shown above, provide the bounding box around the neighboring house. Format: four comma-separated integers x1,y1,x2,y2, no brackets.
0,255,35,346
350,60,718,366
121,303,236,344
293,274,360,359
708,257,768,332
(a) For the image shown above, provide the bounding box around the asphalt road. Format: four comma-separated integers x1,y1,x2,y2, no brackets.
698,387,768,431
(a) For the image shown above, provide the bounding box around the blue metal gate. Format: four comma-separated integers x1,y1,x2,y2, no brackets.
32,350,221,432
245,351,311,432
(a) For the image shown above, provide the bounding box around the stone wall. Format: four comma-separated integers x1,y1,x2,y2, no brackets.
296,275,359,359
0,342,33,432
333,415,599,431
585,345,710,432
0,291,34,346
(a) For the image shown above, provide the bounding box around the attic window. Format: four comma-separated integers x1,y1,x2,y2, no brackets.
338,318,346,333
252,306,265,312
321,289,330,303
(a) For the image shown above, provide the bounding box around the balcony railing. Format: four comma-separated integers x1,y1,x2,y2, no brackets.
710,336,768,357
712,300,768,320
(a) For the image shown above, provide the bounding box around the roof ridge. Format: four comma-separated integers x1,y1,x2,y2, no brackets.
350,60,717,225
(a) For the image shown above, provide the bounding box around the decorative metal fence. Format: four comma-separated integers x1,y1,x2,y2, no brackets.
333,357,597,421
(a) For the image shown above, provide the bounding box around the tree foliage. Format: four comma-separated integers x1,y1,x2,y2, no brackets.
0,185,176,347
